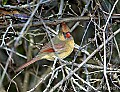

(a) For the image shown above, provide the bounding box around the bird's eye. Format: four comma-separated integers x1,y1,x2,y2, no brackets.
65,32,71,38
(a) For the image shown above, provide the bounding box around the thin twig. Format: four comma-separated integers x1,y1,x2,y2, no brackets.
103,0,119,92
14,0,50,47
49,27,120,92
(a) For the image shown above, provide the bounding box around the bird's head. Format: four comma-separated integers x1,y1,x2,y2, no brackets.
59,22,73,41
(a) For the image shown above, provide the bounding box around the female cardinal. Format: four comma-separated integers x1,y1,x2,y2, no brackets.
15,22,74,72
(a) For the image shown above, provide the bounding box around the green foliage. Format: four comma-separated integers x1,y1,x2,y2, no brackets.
2,0,8,5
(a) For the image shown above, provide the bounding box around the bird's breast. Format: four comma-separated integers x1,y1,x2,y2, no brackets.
58,39,74,59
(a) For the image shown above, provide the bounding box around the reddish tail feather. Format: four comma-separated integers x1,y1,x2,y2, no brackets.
15,57,40,72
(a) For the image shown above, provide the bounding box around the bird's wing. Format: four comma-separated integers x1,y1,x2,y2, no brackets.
40,41,65,53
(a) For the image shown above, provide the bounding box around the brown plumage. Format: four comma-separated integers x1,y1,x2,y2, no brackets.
15,22,74,72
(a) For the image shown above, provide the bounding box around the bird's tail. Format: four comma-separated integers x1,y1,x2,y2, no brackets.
15,57,40,72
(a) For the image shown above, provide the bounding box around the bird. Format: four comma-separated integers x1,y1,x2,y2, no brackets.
15,22,74,72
